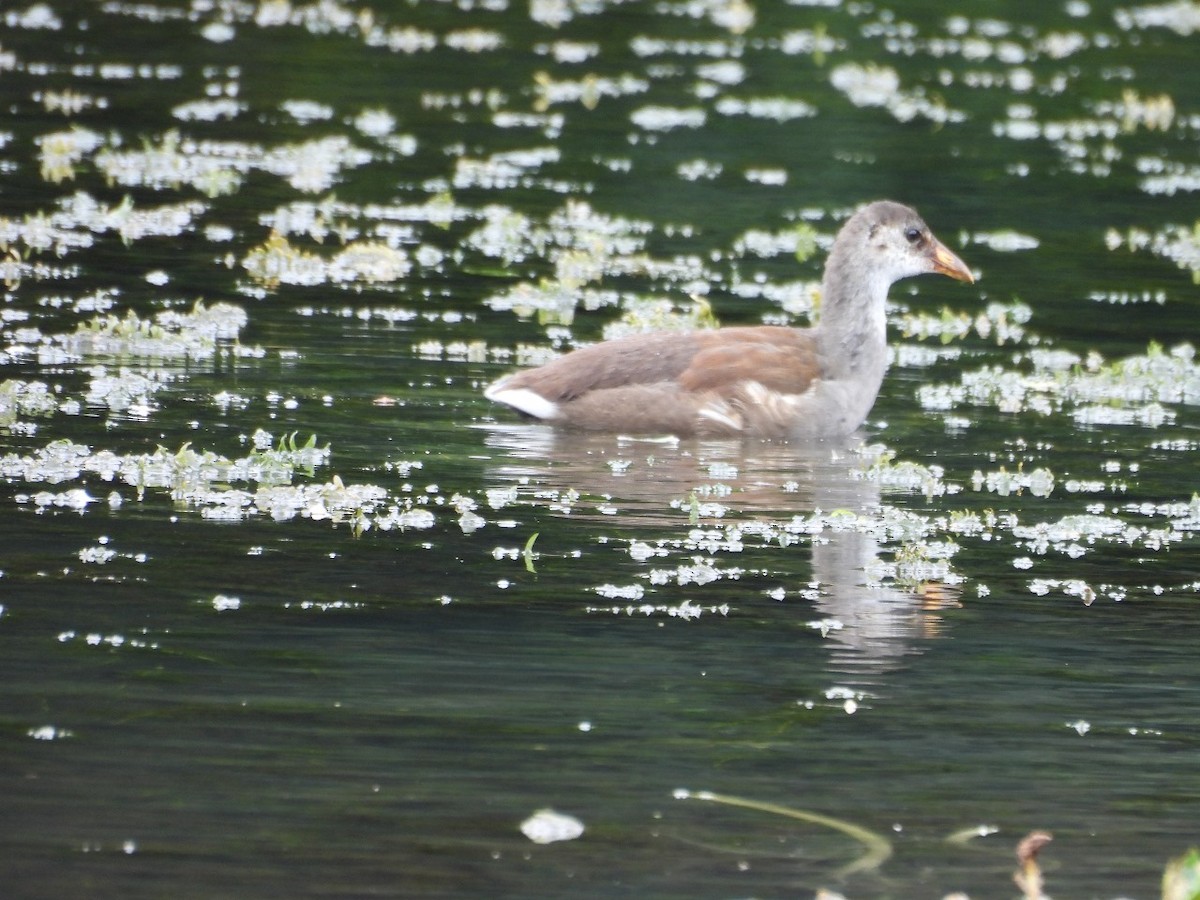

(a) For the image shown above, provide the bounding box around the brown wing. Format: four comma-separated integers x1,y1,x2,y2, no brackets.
495,330,704,401
679,327,821,397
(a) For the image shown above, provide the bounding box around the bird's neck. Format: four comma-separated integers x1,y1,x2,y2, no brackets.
813,250,890,384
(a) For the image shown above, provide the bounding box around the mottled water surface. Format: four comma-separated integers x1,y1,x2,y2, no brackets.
3,1,1200,897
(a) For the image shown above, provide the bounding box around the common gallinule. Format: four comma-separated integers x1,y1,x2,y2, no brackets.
484,201,973,438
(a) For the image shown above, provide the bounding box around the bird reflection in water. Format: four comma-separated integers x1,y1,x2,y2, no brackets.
478,424,958,678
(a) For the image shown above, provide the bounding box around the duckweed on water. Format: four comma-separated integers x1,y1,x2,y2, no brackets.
962,229,1040,252
242,232,412,288
0,192,207,258
4,139,1196,614
919,342,1200,422
2,301,252,427
830,61,965,124
97,131,371,195
602,296,720,340
1108,222,1200,281
901,299,1031,346
64,301,248,360
0,379,62,428
4,0,1200,894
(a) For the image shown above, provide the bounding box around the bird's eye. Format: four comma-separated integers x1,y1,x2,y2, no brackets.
904,227,922,244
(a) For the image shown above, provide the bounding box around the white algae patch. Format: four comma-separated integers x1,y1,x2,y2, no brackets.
520,809,584,844
243,233,411,288
28,725,73,741
212,594,241,611
0,432,427,533
62,302,247,361
831,62,965,124
1115,2,1200,35
714,96,817,122
629,105,707,131
1109,223,1200,279
962,229,1040,252
93,131,371,195
921,343,1200,422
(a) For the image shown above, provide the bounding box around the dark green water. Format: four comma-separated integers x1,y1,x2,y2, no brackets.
3,1,1200,897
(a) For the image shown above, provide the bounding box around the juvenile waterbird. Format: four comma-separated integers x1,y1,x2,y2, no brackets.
484,201,974,439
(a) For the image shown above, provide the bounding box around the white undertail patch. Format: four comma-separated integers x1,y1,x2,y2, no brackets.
696,401,743,431
484,382,560,420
